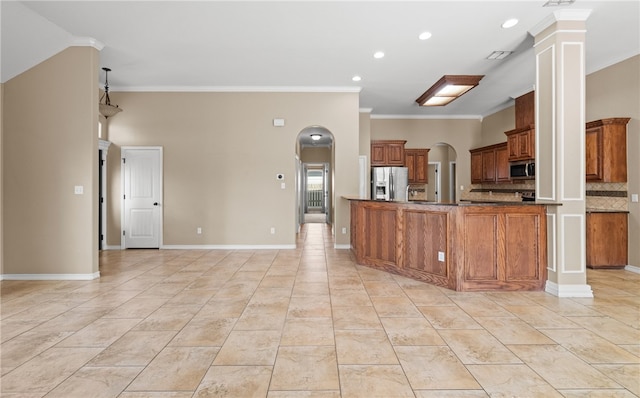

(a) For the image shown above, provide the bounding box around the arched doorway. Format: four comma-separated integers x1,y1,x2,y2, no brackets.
426,143,457,202
296,127,334,229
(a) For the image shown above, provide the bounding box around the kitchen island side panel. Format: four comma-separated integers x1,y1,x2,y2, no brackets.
348,199,548,292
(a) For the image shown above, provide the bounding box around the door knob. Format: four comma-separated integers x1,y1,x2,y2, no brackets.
153,202,159,206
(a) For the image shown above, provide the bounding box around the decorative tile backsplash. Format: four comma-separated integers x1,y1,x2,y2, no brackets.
586,182,628,211
408,184,426,201
461,180,536,202
460,180,629,211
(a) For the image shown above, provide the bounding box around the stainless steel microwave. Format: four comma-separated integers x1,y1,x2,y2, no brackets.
510,161,535,179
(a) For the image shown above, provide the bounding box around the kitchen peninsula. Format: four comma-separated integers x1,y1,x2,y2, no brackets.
348,199,550,292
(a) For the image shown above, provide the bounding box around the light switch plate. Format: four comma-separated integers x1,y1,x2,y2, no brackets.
74,185,84,195
632,194,639,203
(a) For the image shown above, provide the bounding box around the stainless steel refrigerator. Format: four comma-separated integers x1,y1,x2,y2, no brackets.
371,167,409,201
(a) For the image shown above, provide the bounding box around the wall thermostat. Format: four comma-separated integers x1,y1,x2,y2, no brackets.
276,173,284,180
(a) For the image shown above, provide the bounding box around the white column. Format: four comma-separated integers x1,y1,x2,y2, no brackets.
530,10,593,297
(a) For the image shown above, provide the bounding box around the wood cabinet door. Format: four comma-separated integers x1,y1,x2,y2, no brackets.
471,151,483,183
386,143,405,165
517,131,532,159
415,151,428,183
585,127,602,181
506,128,534,161
507,134,520,159
495,144,510,182
405,151,416,182
586,212,628,267
482,149,496,182
371,143,387,165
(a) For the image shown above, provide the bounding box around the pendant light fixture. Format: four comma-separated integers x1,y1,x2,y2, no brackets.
99,67,122,118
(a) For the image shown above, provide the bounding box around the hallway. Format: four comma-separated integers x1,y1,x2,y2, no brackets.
1,223,639,397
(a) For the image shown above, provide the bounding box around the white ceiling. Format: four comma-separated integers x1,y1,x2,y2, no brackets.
2,1,639,118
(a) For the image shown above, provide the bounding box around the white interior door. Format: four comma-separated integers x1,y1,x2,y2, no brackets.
122,147,162,248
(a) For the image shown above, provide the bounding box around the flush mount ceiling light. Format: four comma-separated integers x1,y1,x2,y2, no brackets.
418,31,432,40
543,0,575,6
415,75,484,107
310,134,322,141
99,67,122,119
373,51,385,59
352,75,362,82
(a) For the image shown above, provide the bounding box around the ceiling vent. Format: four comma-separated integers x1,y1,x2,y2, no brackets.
486,51,513,60
543,0,575,6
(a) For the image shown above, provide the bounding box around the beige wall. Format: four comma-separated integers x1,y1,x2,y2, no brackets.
3,47,99,276
106,91,359,247
300,146,331,163
586,55,640,267
0,83,4,275
481,106,515,146
370,118,482,195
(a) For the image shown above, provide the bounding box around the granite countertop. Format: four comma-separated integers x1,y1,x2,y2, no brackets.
586,209,630,213
342,197,556,206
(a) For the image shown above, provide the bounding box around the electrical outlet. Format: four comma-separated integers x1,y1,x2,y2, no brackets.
197,227,202,235
342,227,347,234
438,251,445,262
270,227,276,234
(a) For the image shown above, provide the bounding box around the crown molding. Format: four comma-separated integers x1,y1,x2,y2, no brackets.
70,36,104,51
112,86,362,93
529,9,592,37
371,113,483,120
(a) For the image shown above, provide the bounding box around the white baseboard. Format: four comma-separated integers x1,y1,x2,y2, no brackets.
545,280,594,298
0,272,100,281
102,245,122,251
161,244,296,250
625,265,640,274
334,244,351,250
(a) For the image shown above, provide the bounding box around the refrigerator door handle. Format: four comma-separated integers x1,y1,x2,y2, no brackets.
389,170,394,200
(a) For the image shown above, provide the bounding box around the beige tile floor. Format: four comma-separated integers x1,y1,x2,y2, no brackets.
1,223,639,397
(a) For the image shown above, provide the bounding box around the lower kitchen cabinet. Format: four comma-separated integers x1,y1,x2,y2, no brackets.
586,211,628,269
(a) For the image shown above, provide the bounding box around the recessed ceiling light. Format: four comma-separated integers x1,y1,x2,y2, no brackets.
352,75,362,82
373,51,385,59
418,31,432,40
502,18,519,29
311,134,322,141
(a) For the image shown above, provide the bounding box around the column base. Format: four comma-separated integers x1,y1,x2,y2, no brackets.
545,280,594,298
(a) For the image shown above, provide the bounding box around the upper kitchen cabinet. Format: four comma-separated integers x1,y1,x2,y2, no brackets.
405,148,430,183
585,118,630,182
505,126,535,161
505,91,535,161
515,91,535,128
470,142,509,184
371,140,407,166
